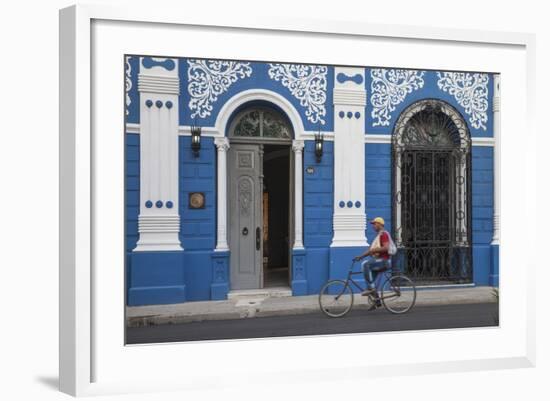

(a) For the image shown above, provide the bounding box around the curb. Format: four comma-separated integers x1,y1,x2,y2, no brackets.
127,287,497,327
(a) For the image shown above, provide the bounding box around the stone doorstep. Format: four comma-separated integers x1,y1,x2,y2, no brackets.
126,286,497,327
227,286,293,300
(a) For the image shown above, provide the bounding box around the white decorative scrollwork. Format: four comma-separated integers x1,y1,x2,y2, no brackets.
125,56,132,116
187,59,253,119
437,72,489,130
370,69,425,127
268,63,328,124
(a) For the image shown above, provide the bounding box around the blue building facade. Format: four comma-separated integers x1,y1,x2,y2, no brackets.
125,56,500,306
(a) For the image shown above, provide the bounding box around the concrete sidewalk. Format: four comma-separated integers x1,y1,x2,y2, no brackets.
126,286,497,327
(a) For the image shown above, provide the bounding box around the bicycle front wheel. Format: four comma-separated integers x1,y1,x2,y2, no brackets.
319,280,354,318
380,275,416,314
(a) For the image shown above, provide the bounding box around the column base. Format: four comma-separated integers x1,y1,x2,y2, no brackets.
331,213,368,248
134,215,183,252
211,250,230,300
291,248,308,296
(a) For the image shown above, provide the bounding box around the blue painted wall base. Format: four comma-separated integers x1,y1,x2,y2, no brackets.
304,248,330,294
211,251,230,300
472,245,491,285
329,246,367,292
183,250,214,301
128,251,185,306
291,248,308,295
490,244,499,287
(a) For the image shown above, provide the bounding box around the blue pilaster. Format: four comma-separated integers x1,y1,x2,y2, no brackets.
303,140,333,294
472,146,494,285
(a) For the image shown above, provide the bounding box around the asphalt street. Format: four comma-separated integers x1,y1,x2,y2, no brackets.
126,302,498,344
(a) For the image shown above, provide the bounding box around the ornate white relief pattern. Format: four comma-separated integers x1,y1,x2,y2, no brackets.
268,63,327,124
187,60,253,119
239,178,252,217
125,56,132,116
370,69,425,127
437,72,489,130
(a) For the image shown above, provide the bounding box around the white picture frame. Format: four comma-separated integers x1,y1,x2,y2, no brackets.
59,3,536,397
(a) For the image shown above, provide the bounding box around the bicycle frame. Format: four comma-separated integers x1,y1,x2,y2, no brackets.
321,260,417,317
337,261,407,301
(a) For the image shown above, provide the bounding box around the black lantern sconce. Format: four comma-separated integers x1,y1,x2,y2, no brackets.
314,129,324,163
190,120,202,157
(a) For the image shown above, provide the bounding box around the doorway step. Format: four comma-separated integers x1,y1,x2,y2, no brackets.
227,287,292,301
227,287,292,316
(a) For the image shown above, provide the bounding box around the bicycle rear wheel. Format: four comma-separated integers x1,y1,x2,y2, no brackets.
380,274,416,314
319,280,354,318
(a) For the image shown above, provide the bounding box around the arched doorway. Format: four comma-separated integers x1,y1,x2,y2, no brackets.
392,99,472,284
227,106,294,290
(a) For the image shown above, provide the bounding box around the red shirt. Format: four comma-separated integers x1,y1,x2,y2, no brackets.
376,231,390,260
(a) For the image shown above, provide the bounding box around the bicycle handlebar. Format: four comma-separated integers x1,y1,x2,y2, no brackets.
348,258,362,273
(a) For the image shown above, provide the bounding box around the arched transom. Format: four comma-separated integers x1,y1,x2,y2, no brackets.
230,107,293,139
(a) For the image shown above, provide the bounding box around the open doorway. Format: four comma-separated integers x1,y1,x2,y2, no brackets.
262,144,290,288
227,105,294,291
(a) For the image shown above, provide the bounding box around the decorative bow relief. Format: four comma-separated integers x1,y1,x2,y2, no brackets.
436,72,489,130
187,60,253,119
142,57,176,71
370,69,425,127
268,63,328,124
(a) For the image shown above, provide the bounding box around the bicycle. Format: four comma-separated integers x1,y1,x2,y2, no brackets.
318,259,417,317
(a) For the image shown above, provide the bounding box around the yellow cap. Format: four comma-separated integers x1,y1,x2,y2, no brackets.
370,217,385,226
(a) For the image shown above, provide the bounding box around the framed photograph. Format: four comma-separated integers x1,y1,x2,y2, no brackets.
59,3,536,397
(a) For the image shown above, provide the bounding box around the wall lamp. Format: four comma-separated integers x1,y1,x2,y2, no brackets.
190,121,202,157
314,130,324,163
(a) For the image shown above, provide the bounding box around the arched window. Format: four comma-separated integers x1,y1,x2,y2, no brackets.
392,99,472,283
230,107,292,139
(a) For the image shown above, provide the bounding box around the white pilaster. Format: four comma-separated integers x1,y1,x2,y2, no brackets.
331,67,368,247
134,57,182,252
215,137,230,251
292,140,305,249
491,74,501,245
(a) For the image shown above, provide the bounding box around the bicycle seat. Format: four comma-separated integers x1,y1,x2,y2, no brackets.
372,259,392,273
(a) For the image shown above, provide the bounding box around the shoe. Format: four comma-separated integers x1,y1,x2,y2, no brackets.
367,299,382,311
361,288,376,296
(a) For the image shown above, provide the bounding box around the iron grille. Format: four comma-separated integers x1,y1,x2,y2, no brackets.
392,100,472,284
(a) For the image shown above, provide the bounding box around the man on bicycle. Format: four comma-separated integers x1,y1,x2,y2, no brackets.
354,217,392,307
